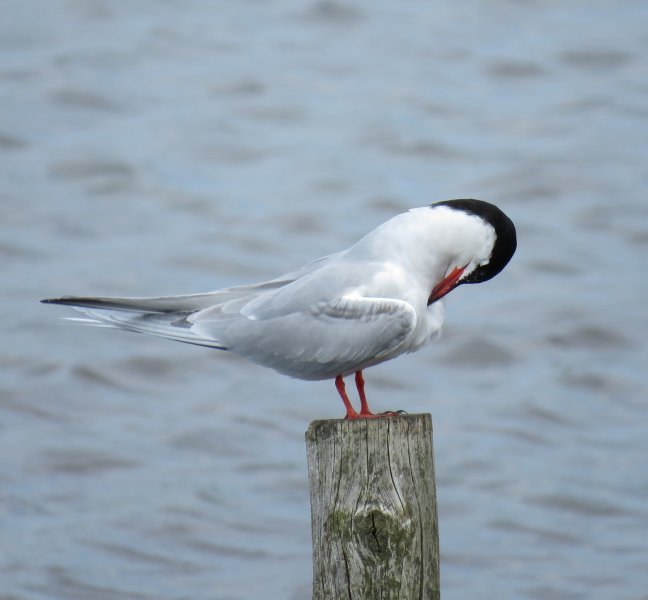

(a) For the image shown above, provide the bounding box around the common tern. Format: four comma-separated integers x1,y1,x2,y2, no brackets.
43,199,516,418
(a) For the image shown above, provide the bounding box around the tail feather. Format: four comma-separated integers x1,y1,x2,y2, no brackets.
42,296,227,349
40,264,322,349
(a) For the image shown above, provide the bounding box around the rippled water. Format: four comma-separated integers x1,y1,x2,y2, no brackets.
2,1,648,599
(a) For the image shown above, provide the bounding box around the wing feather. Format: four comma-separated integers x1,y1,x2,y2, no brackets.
191,296,417,379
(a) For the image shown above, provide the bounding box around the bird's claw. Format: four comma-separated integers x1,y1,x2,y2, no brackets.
379,409,408,417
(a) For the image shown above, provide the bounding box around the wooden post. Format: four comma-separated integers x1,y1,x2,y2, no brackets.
306,414,440,600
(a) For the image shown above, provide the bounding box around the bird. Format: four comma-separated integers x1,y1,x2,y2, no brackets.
42,199,516,419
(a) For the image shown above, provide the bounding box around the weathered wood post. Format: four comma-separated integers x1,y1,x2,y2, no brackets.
306,413,440,600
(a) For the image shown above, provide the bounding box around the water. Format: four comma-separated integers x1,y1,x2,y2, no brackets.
2,1,648,598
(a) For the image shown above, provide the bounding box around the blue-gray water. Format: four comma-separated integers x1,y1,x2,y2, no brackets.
2,1,648,599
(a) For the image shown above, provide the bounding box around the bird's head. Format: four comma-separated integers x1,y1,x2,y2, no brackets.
427,199,517,305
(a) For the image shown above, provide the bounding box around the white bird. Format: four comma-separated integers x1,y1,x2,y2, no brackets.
43,199,516,418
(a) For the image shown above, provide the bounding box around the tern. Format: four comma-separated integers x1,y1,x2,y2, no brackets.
43,199,516,418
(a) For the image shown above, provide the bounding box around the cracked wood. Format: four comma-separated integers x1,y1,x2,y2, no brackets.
306,414,440,600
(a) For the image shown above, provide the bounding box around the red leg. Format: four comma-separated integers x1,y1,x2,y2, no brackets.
355,370,374,417
335,375,358,419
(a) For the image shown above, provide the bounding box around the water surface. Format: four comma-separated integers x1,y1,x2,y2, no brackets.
2,1,648,599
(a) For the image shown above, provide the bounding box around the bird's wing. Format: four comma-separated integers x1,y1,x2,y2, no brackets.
43,251,345,313
40,252,346,347
191,295,417,378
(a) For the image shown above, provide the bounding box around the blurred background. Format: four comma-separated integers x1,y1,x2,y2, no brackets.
2,1,648,598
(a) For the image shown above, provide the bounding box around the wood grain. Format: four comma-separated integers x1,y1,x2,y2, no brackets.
306,414,440,600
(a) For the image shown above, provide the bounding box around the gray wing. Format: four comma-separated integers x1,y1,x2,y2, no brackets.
190,295,417,379
41,251,345,347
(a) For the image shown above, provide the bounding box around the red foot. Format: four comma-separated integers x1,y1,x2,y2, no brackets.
355,371,374,417
335,375,358,419
335,372,408,419
336,371,400,419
